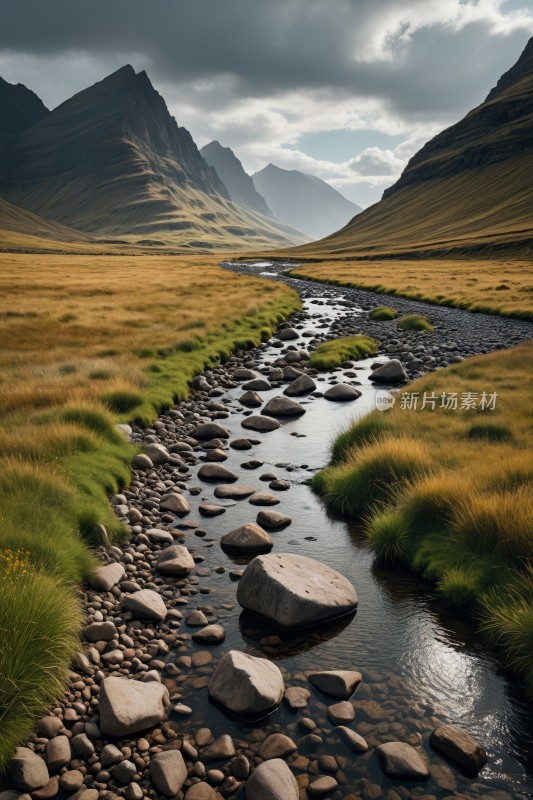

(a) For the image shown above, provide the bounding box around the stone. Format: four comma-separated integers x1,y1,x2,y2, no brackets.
157,544,195,576
327,701,355,724
430,725,487,774
59,771,84,792
376,742,430,780
237,552,357,628
208,650,284,716
198,464,239,482
192,422,230,441
9,748,49,792
185,609,209,626
256,510,291,529
324,384,362,401
308,776,338,797
70,733,94,759
125,784,144,800
205,448,227,461
192,624,226,643
284,374,316,397
249,492,280,506
221,523,273,554
214,484,256,499
230,438,253,450
31,776,59,800
132,453,153,470
245,759,299,800
122,589,167,621
277,328,299,340
240,391,263,407
284,687,310,709
45,736,71,770
146,527,174,544
160,492,191,516
335,726,368,753
308,670,362,699
233,368,259,381
261,396,305,417
83,621,116,642
259,734,297,760
199,503,226,517
89,562,125,591
98,677,169,737
184,785,217,800
241,415,281,432
37,716,63,739
369,359,408,384
143,443,169,465
199,735,236,763
242,378,272,391
100,744,124,767
150,751,187,796
112,761,136,785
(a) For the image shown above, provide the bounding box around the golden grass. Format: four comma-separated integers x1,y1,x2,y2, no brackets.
291,256,533,320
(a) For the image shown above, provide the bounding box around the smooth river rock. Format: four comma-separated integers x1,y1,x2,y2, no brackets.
221,523,273,554
160,492,191,516
376,742,430,780
308,670,362,699
208,650,284,716
245,758,299,800
9,748,49,792
237,552,358,628
89,562,125,591
241,415,281,432
261,396,305,417
198,464,239,482
121,589,167,621
430,724,487,774
157,544,195,576
324,383,362,401
98,677,169,736
191,422,230,441
150,750,187,797
369,359,408,383
284,374,316,396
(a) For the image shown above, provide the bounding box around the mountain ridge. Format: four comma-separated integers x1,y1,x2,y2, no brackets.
200,140,272,217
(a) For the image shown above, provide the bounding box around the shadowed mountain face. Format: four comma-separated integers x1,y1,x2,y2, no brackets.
285,37,533,258
0,66,304,248
252,164,362,240
201,140,273,217
0,77,48,163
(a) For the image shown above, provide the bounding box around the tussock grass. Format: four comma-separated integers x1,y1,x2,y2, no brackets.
314,340,533,689
397,313,433,332
369,305,398,320
0,252,299,769
307,335,378,371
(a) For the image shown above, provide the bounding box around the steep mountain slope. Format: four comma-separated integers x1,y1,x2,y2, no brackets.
0,198,95,250
0,77,48,163
283,38,533,258
252,164,362,240
0,66,304,249
201,140,272,217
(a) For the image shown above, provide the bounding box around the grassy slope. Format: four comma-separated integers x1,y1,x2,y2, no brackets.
0,252,300,769
313,341,533,689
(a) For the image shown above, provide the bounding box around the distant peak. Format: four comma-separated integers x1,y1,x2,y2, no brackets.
485,36,533,102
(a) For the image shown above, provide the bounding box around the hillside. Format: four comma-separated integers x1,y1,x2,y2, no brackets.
280,38,533,259
0,66,304,250
0,77,48,164
0,198,98,251
253,163,362,240
200,140,273,217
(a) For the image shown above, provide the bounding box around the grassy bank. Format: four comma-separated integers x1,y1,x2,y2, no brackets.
313,341,533,690
0,253,300,770
308,335,378,370
290,257,533,321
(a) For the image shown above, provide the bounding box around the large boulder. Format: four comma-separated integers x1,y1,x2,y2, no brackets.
242,415,281,432
430,725,487,774
369,359,408,383
99,677,169,736
191,422,230,441
150,751,187,796
308,670,362,699
198,464,239,482
157,545,195,576
376,742,430,780
208,650,284,717
221,523,273,554
324,384,362,401
9,748,49,792
284,374,316,397
237,553,357,629
261,397,305,417
121,589,167,621
245,759,299,800
89,562,125,591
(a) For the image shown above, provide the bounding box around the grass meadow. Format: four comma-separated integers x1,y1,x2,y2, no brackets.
291,257,533,320
0,253,299,768
313,340,533,690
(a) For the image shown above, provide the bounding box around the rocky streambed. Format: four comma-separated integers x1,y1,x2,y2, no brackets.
3,266,533,800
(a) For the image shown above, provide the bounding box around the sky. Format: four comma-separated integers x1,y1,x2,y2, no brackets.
0,0,532,207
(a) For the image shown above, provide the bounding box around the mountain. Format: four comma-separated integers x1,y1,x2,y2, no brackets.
0,198,95,251
283,37,533,258
0,66,304,249
0,77,48,163
252,164,362,240
200,140,272,217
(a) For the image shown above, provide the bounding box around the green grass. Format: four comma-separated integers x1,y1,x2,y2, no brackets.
369,305,399,321
313,340,533,691
396,314,434,332
307,335,378,371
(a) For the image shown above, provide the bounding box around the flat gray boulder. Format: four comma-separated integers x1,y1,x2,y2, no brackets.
99,677,169,737
9,748,49,792
245,758,298,800
191,422,230,441
376,742,430,780
214,484,256,499
430,725,487,774
256,510,291,529
208,650,284,716
121,589,167,621
242,415,281,432
221,523,273,554
369,359,408,383
198,464,238,482
284,374,316,397
261,397,305,417
308,670,362,699
324,384,362,401
160,492,190,516
89,562,125,591
150,750,187,796
157,544,195,576
237,553,357,629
